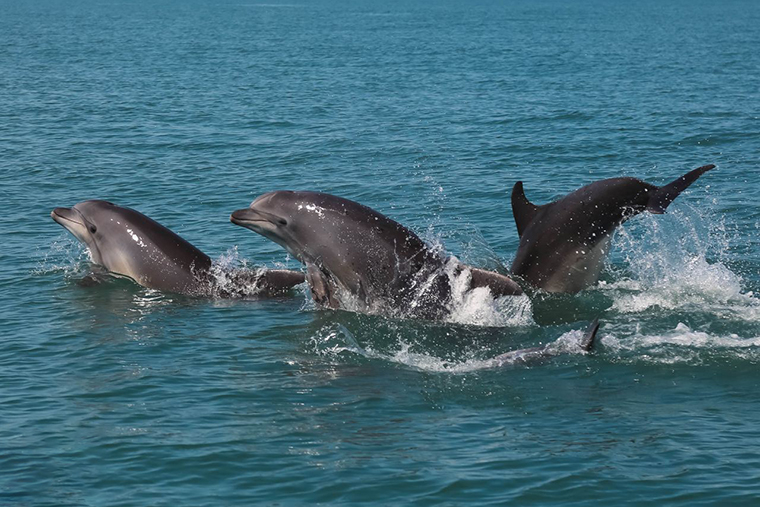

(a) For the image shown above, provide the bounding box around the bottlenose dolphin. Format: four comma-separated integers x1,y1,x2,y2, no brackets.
51,200,304,296
489,319,599,367
230,191,522,319
510,164,715,293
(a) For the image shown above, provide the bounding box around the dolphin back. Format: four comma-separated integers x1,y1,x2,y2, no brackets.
116,206,213,272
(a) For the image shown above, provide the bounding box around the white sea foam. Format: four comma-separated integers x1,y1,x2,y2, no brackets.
209,246,305,298
309,322,591,373
601,206,759,322
443,259,534,327
601,322,760,365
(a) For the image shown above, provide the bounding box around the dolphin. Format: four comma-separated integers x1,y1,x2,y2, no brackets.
230,191,522,319
489,319,599,367
51,200,304,296
510,164,715,293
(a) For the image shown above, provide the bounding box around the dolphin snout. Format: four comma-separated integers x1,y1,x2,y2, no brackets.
230,208,256,225
51,207,68,219
51,207,81,226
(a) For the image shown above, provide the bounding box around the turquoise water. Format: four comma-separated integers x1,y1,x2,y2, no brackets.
3,0,760,504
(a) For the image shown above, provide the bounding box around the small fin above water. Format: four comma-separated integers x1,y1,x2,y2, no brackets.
580,318,600,352
511,181,539,238
491,319,600,367
647,164,715,214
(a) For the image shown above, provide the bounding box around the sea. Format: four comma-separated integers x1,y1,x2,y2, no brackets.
2,0,759,505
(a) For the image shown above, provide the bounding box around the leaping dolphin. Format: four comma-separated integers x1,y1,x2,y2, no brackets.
510,164,715,293
51,200,305,296
230,191,523,319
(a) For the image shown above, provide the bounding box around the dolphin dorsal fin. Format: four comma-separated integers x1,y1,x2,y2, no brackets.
511,181,539,237
580,319,600,352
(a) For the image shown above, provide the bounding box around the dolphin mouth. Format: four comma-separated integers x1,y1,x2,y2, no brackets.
51,207,84,227
230,208,278,227
231,207,301,260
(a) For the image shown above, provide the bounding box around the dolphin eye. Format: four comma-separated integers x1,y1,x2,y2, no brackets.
278,219,288,226
89,225,97,233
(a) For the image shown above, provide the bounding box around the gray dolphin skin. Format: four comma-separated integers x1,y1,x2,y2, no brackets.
510,164,715,293
231,191,522,319
490,319,599,367
52,200,305,296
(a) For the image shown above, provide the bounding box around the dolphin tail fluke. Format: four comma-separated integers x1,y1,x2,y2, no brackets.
511,181,539,237
647,164,715,214
580,318,600,352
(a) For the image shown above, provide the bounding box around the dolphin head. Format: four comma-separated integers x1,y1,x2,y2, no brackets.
51,200,117,264
51,200,213,292
230,191,312,261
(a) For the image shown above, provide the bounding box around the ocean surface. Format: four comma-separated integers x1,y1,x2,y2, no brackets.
2,0,760,504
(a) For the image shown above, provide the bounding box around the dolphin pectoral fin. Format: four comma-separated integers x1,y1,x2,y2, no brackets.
648,164,715,214
257,269,306,295
511,181,540,238
580,318,600,352
468,267,523,296
306,264,340,309
261,269,305,287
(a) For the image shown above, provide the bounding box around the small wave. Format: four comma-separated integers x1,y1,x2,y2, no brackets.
602,322,760,365
378,327,591,373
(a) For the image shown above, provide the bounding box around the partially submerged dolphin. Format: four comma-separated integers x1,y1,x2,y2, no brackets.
510,164,715,293
51,200,305,296
231,191,522,319
489,319,599,367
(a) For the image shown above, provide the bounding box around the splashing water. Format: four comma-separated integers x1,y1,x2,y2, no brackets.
33,235,91,277
298,254,533,327
603,206,757,320
602,322,760,365
307,320,592,373
443,259,533,327
208,246,266,297
588,204,760,365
